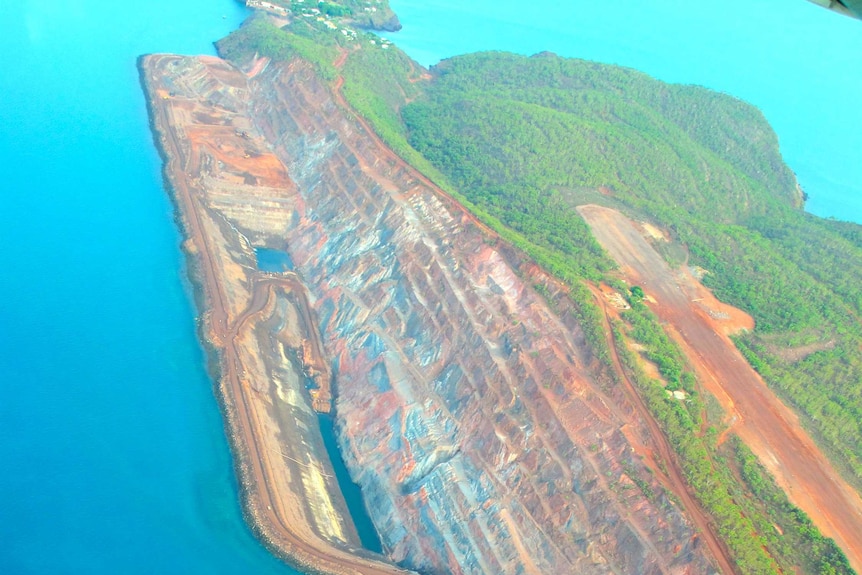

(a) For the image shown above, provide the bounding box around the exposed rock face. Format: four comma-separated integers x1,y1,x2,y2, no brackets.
247,60,717,575
149,53,718,575
369,12,401,32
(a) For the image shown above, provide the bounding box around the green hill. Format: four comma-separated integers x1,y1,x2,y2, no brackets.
400,51,860,575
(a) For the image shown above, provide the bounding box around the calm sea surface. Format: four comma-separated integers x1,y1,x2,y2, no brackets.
0,0,300,572
386,0,862,224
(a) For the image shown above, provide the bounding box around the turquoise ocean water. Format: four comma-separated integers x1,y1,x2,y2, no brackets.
1,1,859,574
386,0,862,224
0,0,300,572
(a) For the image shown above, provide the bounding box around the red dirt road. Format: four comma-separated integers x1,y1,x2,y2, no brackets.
579,204,862,573
590,284,738,575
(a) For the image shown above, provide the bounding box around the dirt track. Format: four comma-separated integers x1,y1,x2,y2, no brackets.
590,284,738,575
579,204,862,573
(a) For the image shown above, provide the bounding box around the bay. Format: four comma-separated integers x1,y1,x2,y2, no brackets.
0,0,300,572
386,0,862,224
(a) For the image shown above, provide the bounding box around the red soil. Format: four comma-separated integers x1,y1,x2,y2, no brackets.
579,204,862,573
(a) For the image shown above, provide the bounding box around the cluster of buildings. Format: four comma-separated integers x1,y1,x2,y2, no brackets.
368,38,392,49
245,0,389,46
245,0,289,17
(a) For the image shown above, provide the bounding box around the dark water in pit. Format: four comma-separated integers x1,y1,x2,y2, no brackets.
317,414,384,554
255,247,296,273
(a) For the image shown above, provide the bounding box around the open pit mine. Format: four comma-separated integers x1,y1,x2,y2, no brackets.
142,53,723,574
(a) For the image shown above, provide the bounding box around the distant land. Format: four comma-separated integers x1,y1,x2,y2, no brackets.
382,0,862,226
141,1,862,574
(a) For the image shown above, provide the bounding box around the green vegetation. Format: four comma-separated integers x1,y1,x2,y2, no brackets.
403,52,800,223
399,51,862,493
216,14,338,80
214,20,861,572
723,436,854,575
318,2,351,18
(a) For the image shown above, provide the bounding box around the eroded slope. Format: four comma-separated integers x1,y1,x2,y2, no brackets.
145,54,720,574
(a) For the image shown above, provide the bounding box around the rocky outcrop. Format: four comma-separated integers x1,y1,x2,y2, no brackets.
364,11,401,32
147,52,719,575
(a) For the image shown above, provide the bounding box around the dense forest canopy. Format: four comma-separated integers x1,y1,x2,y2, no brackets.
404,51,801,224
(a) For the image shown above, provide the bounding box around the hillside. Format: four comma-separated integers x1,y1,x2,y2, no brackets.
212,9,862,575
400,51,862,574
402,50,862,492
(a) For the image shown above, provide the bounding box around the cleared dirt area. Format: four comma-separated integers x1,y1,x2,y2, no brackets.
579,204,862,573
143,53,411,575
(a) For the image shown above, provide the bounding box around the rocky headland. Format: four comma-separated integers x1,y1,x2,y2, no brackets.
142,50,725,575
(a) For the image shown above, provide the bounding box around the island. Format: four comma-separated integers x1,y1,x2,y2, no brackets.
140,2,862,574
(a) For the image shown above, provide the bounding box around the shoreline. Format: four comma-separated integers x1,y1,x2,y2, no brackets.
137,55,404,575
